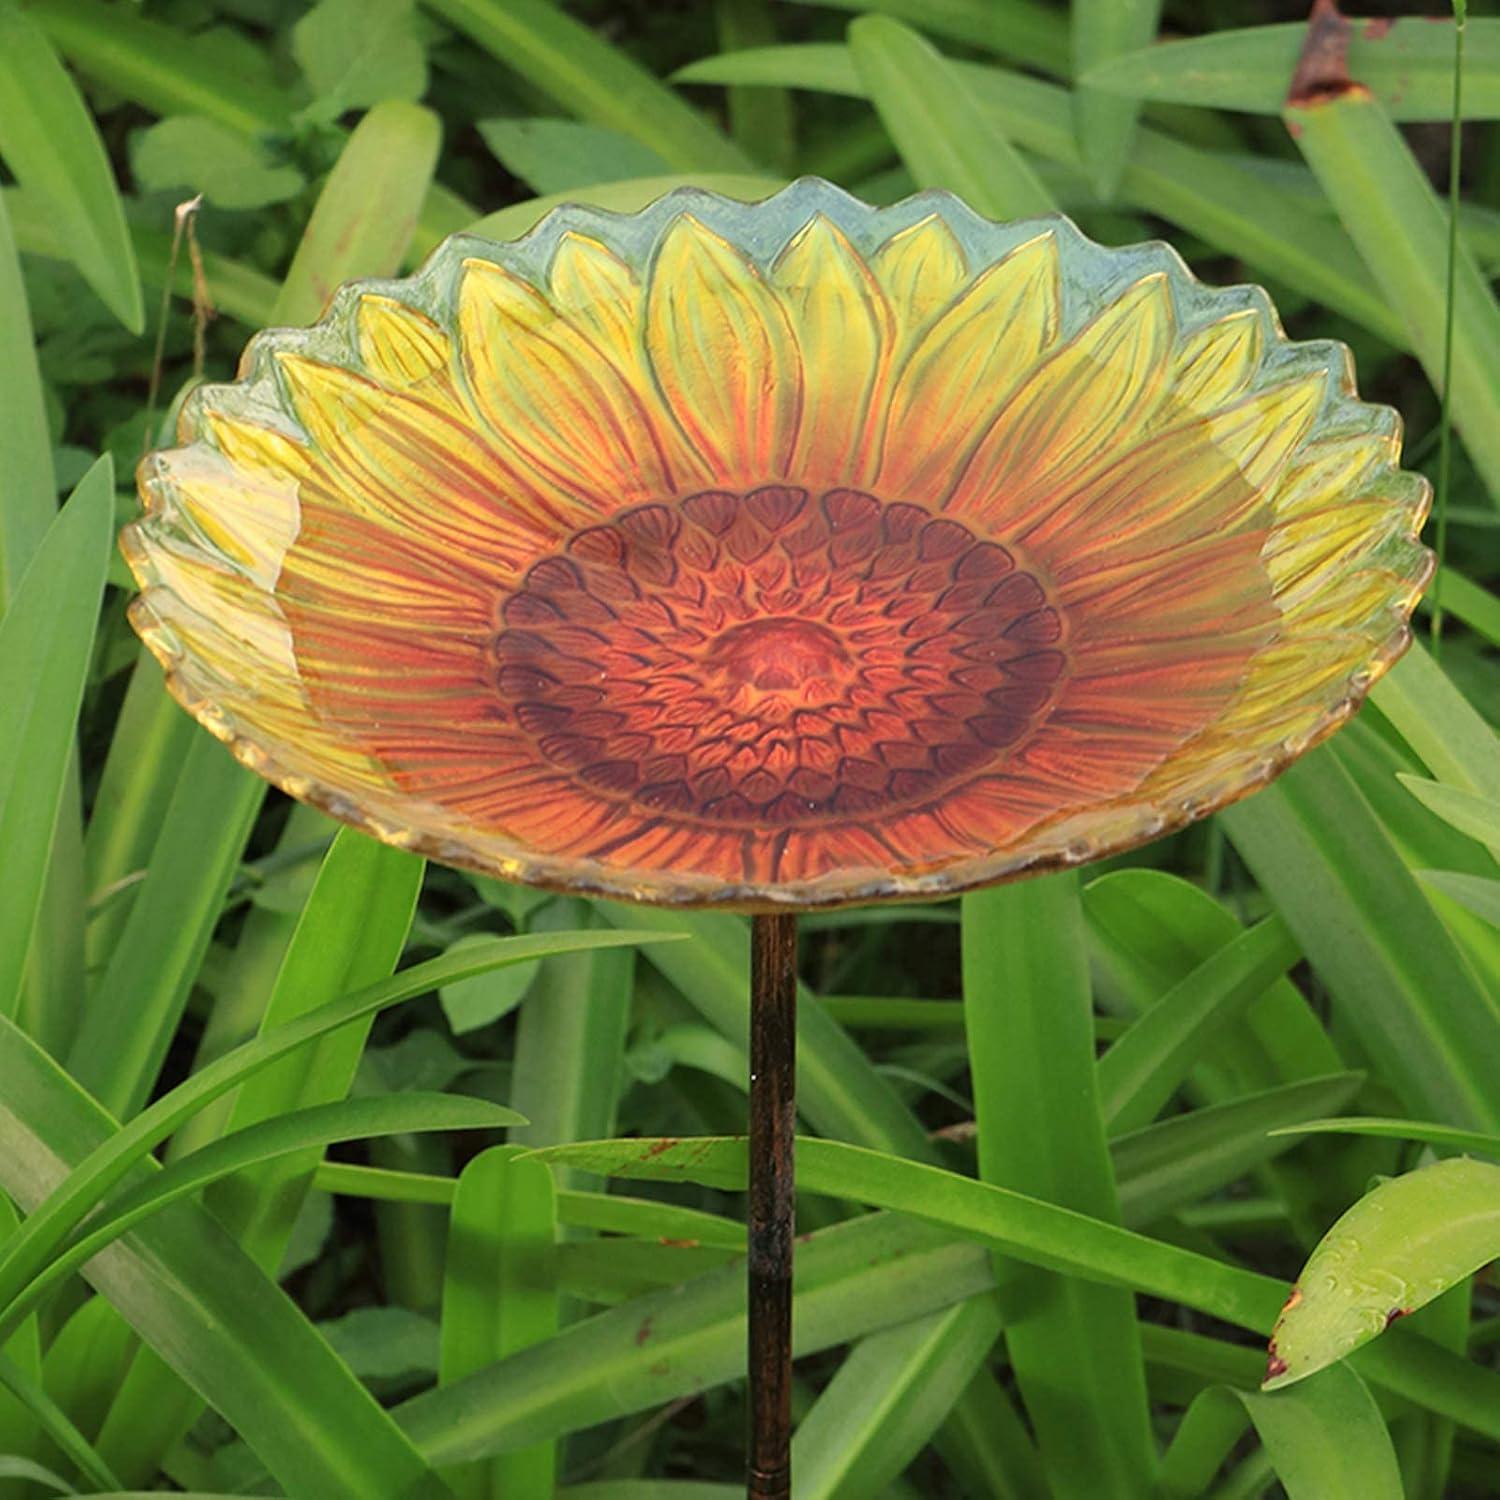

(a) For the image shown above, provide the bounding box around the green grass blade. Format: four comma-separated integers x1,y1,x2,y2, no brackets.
790,1300,1002,1499
398,1214,997,1466
0,456,112,1023
65,730,264,1118
1072,0,1161,198
1397,775,1500,857
1268,1114,1500,1160
1240,1363,1402,1499
961,874,1155,1497
420,0,751,172
210,830,424,1270
1371,643,1500,804
0,1352,120,1491
441,1147,559,1497
1085,18,1496,121
510,902,633,1188
1097,914,1301,1134
848,15,1055,218
1,1095,520,1343
1112,1073,1365,1228
716,0,795,172
0,1024,449,1500
1286,85,1500,504
1221,747,1500,1132
1265,1157,1500,1390
29,0,292,136
785,0,1069,76
0,930,675,1318
0,3,141,330
1418,869,1500,927
80,658,197,976
0,192,55,610
314,1161,747,1247
273,100,441,327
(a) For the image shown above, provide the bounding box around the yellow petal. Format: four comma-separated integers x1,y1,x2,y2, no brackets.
644,214,802,486
771,215,894,489
141,445,300,589
949,271,1176,526
1163,309,1264,422
548,231,641,369
277,352,562,565
871,214,968,346
203,410,313,484
356,295,451,387
879,231,1060,503
460,257,687,503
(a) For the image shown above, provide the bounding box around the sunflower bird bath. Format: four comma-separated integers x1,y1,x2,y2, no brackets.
124,180,1431,1497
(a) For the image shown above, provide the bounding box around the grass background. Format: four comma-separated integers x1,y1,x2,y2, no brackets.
2,1,1500,1496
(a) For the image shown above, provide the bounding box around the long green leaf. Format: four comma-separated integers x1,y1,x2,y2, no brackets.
1418,869,1500,927
1,1095,521,1343
1072,0,1161,197
65,729,264,1118
787,0,1069,76
0,3,141,329
962,874,1155,1497
1086,18,1500,121
848,14,1055,217
274,100,441,327
0,457,112,1021
211,829,424,1270
1112,1073,1365,1228
1097,913,1300,1134
398,1213,997,1466
790,1299,1002,1500
1221,746,1500,1132
1286,85,1500,504
0,192,55,610
1398,775,1500,857
441,1147,559,1498
1239,1363,1402,1499
1270,1114,1500,1160
420,0,750,172
0,930,676,1318
1266,1157,1500,1389
0,1022,449,1500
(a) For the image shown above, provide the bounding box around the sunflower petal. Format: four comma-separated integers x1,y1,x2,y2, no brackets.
879,231,1060,503
871,213,968,346
644,214,803,486
356,295,451,387
771,214,894,489
946,269,1175,525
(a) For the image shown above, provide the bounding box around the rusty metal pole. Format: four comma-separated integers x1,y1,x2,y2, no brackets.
746,912,797,1499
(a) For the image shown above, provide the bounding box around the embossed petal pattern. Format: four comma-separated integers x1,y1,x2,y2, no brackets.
125,182,1431,908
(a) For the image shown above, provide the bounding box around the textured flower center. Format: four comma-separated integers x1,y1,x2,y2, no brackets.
492,486,1067,827
707,617,851,694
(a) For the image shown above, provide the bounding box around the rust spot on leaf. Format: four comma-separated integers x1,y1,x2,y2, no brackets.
1265,1344,1290,1382
1287,0,1372,108
648,1358,670,1377
635,1316,654,1346
641,1138,680,1160
659,1237,700,1248
1384,1306,1412,1327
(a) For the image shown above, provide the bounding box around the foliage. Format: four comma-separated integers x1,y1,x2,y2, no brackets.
1,1,1498,1496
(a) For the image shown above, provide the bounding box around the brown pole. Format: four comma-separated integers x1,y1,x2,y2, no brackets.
747,911,797,1499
